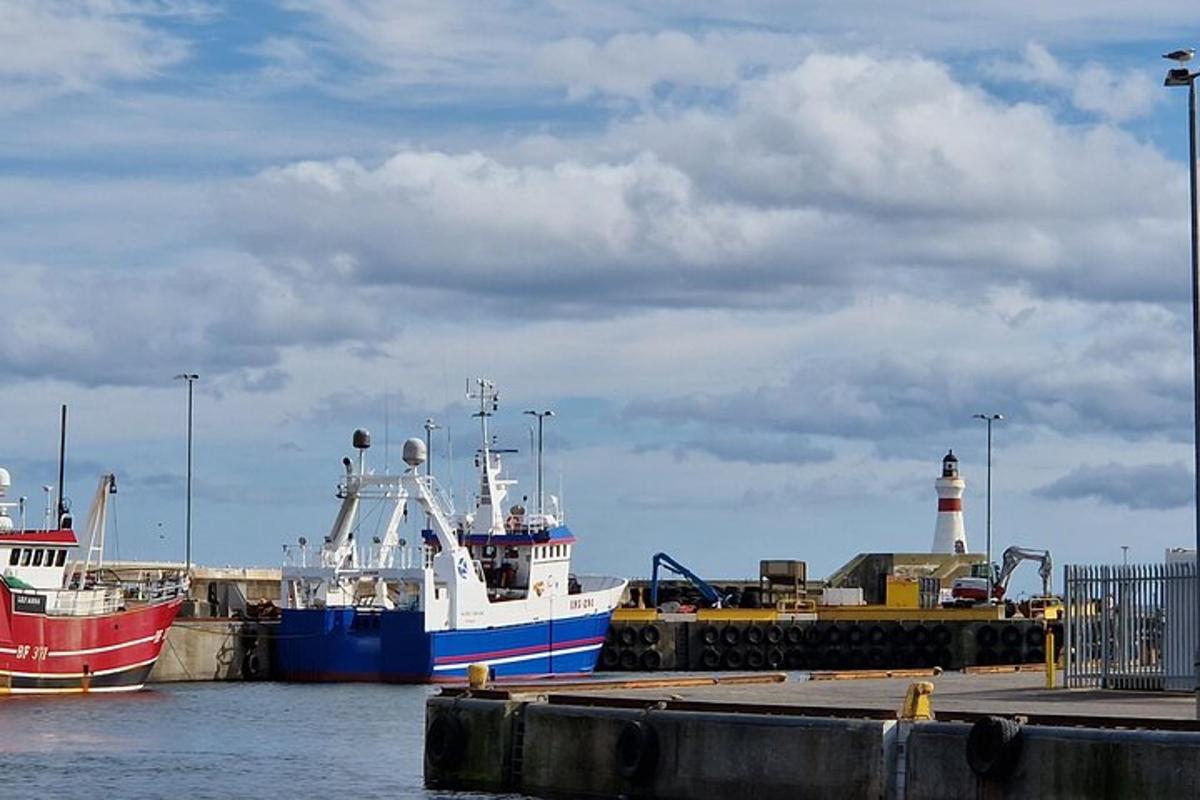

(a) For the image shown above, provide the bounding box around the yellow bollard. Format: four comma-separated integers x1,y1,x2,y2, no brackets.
467,662,488,689
898,681,935,720
1045,628,1056,689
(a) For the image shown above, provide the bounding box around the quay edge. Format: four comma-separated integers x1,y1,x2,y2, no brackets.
423,685,1200,799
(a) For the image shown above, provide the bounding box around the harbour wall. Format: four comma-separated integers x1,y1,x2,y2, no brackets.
150,619,273,682
601,616,1060,673
424,696,1200,799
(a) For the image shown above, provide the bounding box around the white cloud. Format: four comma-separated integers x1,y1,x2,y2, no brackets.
988,42,1158,121
0,1,194,107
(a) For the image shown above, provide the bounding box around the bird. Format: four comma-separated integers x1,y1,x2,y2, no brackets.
1164,49,1195,63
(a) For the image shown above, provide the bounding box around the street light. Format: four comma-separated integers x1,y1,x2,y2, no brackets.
174,373,199,576
972,413,1003,597
1164,47,1200,718
523,410,555,514
1122,545,1130,566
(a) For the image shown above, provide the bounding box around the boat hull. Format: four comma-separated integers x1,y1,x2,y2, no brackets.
0,583,182,695
276,607,613,683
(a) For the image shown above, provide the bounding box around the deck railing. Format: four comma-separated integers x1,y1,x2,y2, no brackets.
1064,561,1196,691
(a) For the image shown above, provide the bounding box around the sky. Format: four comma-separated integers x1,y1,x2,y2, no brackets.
2,1,1200,596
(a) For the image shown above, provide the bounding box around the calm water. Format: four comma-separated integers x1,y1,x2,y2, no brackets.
0,682,527,800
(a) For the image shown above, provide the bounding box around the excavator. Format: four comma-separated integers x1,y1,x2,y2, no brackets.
949,546,1055,615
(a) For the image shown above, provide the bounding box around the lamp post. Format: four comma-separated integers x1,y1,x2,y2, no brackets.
523,410,555,514
1164,47,1200,717
1122,545,1130,566
174,373,199,576
972,413,1003,596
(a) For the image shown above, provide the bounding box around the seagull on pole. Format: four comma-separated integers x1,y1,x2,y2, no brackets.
1164,49,1196,63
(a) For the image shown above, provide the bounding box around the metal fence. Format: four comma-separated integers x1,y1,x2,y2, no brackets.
1064,561,1196,691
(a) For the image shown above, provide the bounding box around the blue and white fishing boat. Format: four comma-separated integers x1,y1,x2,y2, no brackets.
275,379,627,683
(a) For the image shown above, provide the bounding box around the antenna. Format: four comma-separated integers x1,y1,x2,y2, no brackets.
56,404,67,526
384,392,390,473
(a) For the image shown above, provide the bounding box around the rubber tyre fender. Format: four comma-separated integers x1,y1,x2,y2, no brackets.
846,625,865,648
823,624,844,646
1026,626,1046,647
616,720,660,781
640,625,660,646
931,625,952,647
911,625,930,647
765,625,784,645
976,625,999,648
722,649,744,669
784,625,805,646
700,625,720,646
600,646,621,669
618,626,638,647
721,625,741,647
1001,625,1023,648
804,625,822,646
1001,648,1022,666
966,716,1023,777
426,714,468,770
639,649,662,671
241,651,262,680
746,649,766,669
745,626,765,646
867,625,887,647
700,647,721,669
1026,648,1045,665
785,649,806,669
619,650,639,670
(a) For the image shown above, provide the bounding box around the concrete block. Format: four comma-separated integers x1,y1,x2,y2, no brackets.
423,696,521,793
521,704,894,800
906,721,1200,799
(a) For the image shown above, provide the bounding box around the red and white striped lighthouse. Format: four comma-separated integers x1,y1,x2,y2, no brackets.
931,450,968,554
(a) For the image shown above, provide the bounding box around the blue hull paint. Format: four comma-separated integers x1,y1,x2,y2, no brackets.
275,608,613,683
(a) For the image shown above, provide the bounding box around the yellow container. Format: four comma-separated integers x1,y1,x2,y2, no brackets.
467,663,488,689
885,577,921,609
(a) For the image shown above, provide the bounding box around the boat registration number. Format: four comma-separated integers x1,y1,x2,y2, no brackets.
568,597,595,611
14,645,48,661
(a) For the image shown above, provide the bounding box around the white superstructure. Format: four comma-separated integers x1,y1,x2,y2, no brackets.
931,450,968,554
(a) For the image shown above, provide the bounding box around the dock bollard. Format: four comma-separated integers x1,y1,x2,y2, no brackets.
467,662,488,689
1045,628,1056,689
898,681,934,720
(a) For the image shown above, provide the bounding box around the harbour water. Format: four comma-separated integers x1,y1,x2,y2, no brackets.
0,683,526,800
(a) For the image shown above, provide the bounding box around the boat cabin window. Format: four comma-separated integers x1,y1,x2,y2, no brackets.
20,549,31,566
8,549,17,566
32,549,43,566
505,547,519,559
56,550,66,567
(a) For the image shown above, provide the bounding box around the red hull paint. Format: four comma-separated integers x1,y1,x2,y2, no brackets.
0,582,181,694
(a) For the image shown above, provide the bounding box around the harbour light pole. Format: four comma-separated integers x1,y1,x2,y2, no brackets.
1164,46,1200,717
174,373,199,576
972,413,1003,597
523,410,554,513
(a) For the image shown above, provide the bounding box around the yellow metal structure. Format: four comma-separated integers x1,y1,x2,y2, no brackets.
898,681,935,720
696,608,779,622
884,576,921,608
817,605,1004,622
612,608,660,622
1046,629,1056,689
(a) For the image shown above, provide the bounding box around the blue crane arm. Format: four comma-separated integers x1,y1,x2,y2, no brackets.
650,551,723,608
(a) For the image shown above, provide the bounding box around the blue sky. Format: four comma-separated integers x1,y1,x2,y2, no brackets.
3,2,1200,596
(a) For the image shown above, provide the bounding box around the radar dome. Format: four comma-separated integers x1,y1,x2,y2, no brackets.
352,429,372,450
402,437,427,468
0,467,9,492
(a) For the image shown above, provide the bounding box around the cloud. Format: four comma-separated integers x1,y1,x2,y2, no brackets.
1035,461,1193,509
0,1,197,107
220,53,1184,318
987,42,1158,121
636,433,834,466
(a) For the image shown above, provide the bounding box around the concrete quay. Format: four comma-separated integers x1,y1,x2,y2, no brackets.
424,671,1200,799
150,619,273,683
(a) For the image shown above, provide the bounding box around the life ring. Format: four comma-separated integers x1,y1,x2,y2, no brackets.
426,714,468,770
616,720,659,781
966,716,1023,777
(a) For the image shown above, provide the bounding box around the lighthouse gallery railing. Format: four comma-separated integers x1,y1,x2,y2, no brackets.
1064,561,1196,691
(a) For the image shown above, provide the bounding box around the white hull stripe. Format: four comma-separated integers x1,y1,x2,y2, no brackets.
431,641,602,672
0,633,159,659
0,656,159,679
47,633,159,658
6,684,146,695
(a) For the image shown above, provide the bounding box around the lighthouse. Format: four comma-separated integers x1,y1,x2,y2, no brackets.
931,450,968,554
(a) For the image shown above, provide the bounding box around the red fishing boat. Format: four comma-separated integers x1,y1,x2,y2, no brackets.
0,468,185,694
